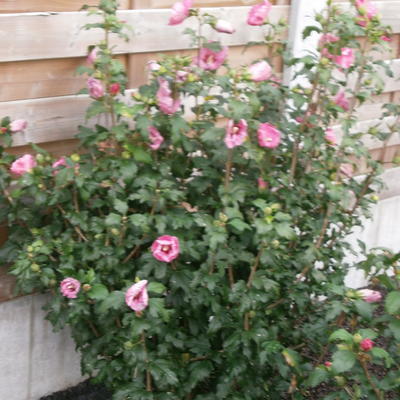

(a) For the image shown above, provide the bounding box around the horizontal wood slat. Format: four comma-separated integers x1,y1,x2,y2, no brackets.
0,6,289,63
0,0,130,13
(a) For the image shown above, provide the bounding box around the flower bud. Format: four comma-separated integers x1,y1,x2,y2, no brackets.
264,207,273,215
360,338,374,352
30,263,41,272
121,151,131,159
70,154,80,162
334,376,346,386
36,153,45,163
271,239,280,248
111,228,120,236
353,333,362,343
83,284,92,292
124,341,134,350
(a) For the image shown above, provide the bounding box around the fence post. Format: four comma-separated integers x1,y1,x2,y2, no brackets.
283,0,328,87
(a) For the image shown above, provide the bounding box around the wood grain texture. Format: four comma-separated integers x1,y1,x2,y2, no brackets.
0,6,287,62
0,0,130,13
0,56,127,102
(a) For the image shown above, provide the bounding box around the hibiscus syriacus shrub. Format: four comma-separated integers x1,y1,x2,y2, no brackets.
1,0,400,398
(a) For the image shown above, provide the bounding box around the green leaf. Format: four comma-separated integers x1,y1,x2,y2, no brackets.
105,213,121,226
329,329,353,344
332,350,356,373
358,328,377,340
385,291,400,314
275,223,296,240
96,291,125,314
147,282,166,294
354,299,373,320
131,146,152,164
229,219,250,232
389,319,400,340
371,347,392,367
114,199,128,215
306,367,328,387
88,284,109,300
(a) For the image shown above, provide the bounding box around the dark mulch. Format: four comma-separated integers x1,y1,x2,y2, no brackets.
39,380,111,400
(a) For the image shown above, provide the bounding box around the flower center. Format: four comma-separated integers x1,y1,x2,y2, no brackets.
206,55,216,64
232,126,240,134
162,245,171,253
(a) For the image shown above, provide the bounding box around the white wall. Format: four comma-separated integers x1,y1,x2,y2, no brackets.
0,294,84,400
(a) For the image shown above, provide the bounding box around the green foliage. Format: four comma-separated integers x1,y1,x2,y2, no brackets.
0,0,399,399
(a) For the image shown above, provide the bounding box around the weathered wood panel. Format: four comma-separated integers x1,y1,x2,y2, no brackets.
0,4,397,63
0,56,127,102
0,0,130,13
132,0,290,8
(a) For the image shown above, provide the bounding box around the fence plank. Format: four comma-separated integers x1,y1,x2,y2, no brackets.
0,0,130,13
0,6,301,62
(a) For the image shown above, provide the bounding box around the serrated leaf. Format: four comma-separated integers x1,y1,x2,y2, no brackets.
389,319,400,340
96,291,125,313
229,219,250,232
114,199,128,215
371,347,392,367
306,367,328,387
329,329,353,343
105,213,121,226
332,350,356,373
275,223,296,240
131,146,152,164
354,299,373,320
88,284,109,300
148,282,166,294
385,291,400,314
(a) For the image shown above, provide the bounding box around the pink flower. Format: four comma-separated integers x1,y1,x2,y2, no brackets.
334,90,350,111
224,119,248,149
52,157,67,169
319,33,340,47
215,19,235,34
355,0,378,19
125,280,149,312
176,70,189,82
148,126,164,150
60,277,81,299
248,60,272,82
151,235,180,263
381,35,391,42
10,119,27,132
325,128,337,146
168,0,192,26
148,60,161,71
197,45,228,71
87,77,105,99
109,83,121,96
10,154,37,176
247,0,272,26
358,289,382,303
319,33,340,59
258,123,281,148
335,48,355,69
360,338,374,352
340,163,354,178
324,361,332,367
258,177,268,190
156,78,181,115
87,47,98,65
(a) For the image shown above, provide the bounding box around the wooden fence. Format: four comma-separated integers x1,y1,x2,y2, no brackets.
0,1,399,398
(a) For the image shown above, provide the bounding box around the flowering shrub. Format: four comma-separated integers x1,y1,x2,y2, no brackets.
1,0,400,398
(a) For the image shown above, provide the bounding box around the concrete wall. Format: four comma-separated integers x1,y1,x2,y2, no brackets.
0,294,84,400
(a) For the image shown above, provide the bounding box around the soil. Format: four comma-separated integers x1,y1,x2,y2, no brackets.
39,380,112,400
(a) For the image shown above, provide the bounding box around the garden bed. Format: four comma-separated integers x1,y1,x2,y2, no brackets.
40,380,111,400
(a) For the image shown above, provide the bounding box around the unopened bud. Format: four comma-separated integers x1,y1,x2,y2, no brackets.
30,263,40,273
70,154,80,162
83,284,92,292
